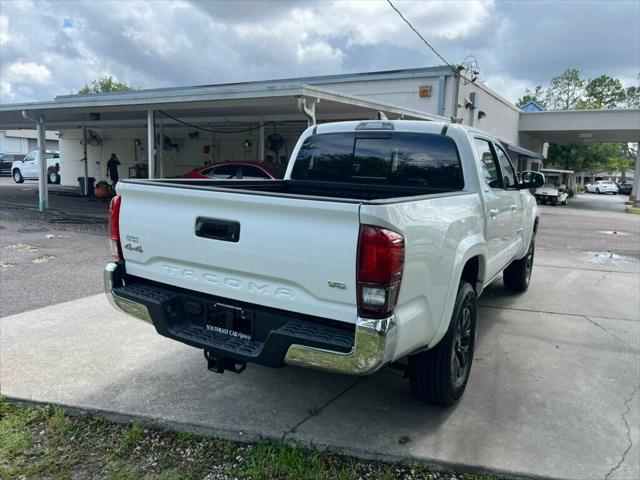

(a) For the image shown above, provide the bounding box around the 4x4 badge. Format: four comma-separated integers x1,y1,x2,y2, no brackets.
327,281,346,290
124,243,143,253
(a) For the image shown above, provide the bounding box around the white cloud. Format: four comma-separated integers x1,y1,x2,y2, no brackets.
0,14,9,45
296,40,344,67
5,61,53,85
0,0,637,104
0,81,14,102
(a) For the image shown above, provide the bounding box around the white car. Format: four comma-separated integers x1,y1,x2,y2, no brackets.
585,180,618,194
11,150,61,184
104,120,542,407
535,183,568,205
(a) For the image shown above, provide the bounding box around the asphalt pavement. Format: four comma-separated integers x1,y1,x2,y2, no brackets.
1,186,639,479
0,177,111,317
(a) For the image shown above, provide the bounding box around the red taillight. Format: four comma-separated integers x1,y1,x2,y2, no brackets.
357,225,404,317
109,195,123,261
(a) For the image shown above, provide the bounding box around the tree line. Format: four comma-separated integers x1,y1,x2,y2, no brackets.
516,69,638,179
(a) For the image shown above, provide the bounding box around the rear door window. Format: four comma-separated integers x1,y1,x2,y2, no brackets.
493,144,518,189
291,132,463,189
240,165,270,179
474,139,501,189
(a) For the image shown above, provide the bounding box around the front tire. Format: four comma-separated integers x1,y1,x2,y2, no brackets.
596,188,600,194
12,169,23,183
408,281,477,407
504,237,535,292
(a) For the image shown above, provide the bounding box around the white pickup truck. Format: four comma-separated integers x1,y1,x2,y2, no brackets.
104,120,543,407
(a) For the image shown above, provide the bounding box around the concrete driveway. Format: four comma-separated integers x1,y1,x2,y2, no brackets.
1,193,639,480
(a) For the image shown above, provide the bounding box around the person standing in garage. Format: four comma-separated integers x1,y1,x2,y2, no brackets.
107,153,121,185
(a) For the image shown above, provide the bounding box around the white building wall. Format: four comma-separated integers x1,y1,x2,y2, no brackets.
322,76,443,116
455,79,521,145
0,132,28,154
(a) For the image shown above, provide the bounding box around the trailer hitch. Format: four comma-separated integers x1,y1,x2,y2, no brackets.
204,350,246,374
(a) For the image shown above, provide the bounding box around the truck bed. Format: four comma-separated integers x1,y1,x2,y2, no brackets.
122,179,460,202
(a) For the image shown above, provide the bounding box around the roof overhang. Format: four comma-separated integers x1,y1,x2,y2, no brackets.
0,84,447,130
519,109,640,143
501,141,544,159
540,168,575,174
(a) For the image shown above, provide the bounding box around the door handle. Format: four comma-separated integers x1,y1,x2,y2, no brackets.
489,208,499,218
195,217,240,242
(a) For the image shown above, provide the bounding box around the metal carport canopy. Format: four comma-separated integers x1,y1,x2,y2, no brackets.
0,84,446,129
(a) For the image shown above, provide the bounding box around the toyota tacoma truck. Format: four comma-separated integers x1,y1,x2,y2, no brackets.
104,120,543,407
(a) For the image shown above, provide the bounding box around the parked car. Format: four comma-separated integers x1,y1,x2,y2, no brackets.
0,152,13,176
616,180,633,195
178,162,285,180
11,150,61,184
104,120,543,407
535,183,568,205
585,180,618,194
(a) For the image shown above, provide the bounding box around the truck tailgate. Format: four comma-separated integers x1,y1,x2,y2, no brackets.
117,182,361,322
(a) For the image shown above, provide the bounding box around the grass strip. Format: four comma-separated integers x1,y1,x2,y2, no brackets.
0,396,501,480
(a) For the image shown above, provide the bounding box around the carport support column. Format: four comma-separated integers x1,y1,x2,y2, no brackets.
147,110,155,179
631,149,640,207
259,124,265,162
37,115,47,212
82,126,88,196
158,118,164,178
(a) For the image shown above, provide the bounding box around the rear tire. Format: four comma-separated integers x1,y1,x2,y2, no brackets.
596,188,600,194
504,237,535,292
12,169,23,183
408,281,476,407
48,170,60,184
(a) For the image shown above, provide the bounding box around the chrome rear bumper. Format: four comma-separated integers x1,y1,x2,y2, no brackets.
104,262,396,375
284,316,396,375
104,262,152,323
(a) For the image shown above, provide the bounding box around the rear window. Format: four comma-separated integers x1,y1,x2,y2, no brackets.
291,132,463,189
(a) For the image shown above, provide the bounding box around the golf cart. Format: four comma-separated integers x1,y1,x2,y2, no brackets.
535,182,569,205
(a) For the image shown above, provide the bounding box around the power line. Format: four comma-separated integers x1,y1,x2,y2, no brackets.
157,110,274,134
386,0,481,83
385,0,457,74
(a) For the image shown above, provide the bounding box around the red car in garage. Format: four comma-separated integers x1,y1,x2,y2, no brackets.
178,162,285,180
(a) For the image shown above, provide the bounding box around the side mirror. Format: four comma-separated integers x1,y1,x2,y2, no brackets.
519,171,545,189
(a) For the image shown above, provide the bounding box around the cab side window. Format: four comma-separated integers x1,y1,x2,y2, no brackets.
474,138,500,189
494,144,518,189
206,164,239,179
24,152,36,162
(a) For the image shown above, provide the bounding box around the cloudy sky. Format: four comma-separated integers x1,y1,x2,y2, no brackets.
1,0,638,105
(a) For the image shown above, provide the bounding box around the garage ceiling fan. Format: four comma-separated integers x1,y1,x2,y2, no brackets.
266,127,285,162
86,129,103,147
